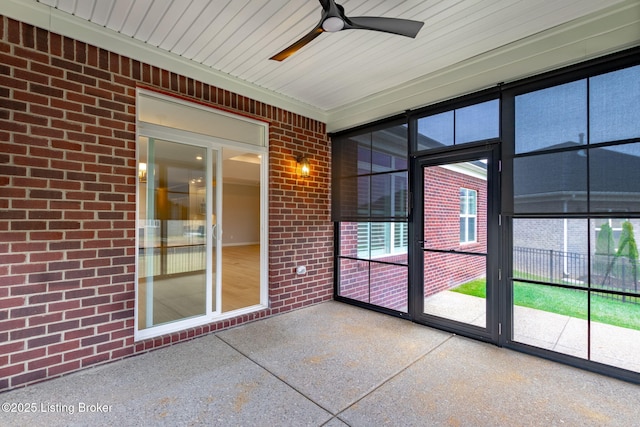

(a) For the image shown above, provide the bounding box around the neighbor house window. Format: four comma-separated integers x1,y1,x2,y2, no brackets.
460,188,477,243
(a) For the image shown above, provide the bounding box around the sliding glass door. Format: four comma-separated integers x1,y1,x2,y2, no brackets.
137,137,217,332
135,90,268,341
136,129,267,339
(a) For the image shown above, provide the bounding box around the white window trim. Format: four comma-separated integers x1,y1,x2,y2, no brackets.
460,188,477,244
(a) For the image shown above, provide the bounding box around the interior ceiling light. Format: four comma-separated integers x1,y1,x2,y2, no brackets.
270,0,424,61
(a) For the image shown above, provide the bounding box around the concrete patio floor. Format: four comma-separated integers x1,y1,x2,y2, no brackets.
2,300,640,426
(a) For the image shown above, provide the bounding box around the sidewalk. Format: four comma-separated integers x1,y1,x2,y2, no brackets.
425,291,640,372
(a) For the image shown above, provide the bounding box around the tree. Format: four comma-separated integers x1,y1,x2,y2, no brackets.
601,220,639,291
617,220,638,291
616,220,639,261
595,223,615,256
594,222,616,277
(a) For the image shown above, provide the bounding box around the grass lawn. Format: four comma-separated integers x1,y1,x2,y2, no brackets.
451,278,640,331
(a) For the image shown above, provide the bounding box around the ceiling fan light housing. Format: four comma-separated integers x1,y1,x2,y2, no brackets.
322,16,344,32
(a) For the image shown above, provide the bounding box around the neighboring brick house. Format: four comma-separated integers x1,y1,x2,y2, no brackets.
423,163,487,296
0,17,333,391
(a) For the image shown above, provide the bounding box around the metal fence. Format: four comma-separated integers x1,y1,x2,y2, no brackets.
513,246,639,304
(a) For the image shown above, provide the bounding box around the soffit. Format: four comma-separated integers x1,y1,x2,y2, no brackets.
3,0,639,131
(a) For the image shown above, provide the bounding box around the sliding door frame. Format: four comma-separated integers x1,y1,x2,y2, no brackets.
135,123,269,341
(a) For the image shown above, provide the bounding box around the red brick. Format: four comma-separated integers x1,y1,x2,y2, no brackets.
0,274,26,287
11,304,46,318
11,368,47,387
0,341,25,354
48,339,80,355
64,307,95,320
0,318,26,332
81,352,110,367
27,355,60,372
48,360,80,377
49,300,80,313
27,333,61,349
64,328,94,340
0,364,25,378
29,312,63,326
10,283,46,296
64,347,93,362
10,326,46,340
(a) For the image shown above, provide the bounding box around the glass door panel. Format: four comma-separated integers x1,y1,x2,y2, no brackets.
421,159,488,327
138,138,210,330
423,251,486,327
413,145,498,341
220,147,262,313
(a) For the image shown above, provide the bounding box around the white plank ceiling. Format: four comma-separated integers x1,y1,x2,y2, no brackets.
19,0,640,129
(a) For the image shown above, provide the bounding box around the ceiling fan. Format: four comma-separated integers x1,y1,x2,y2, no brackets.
270,0,424,61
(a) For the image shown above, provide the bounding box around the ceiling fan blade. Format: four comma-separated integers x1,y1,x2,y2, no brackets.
318,0,331,11
347,16,424,38
270,26,324,61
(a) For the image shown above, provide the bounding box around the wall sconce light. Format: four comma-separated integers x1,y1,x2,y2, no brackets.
138,162,147,183
296,155,310,179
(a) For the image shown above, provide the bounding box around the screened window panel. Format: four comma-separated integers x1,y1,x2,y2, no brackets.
334,134,371,178
515,80,587,154
514,151,587,214
590,65,640,144
512,218,589,287
371,125,408,172
455,99,500,144
336,176,371,219
338,257,370,304
590,142,640,212
417,111,454,150
333,124,408,222
394,222,408,251
590,218,640,297
357,144,372,174
339,222,360,258
369,262,408,312
353,222,408,259
371,172,408,219
417,99,499,151
393,175,408,218
356,223,369,257
370,223,388,256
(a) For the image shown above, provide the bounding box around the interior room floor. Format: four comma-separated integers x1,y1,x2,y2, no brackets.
3,301,639,426
137,244,260,329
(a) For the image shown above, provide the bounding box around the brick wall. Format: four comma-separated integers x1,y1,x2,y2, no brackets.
0,16,333,391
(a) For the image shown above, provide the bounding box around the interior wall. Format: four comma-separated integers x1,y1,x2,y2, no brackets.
222,183,260,246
